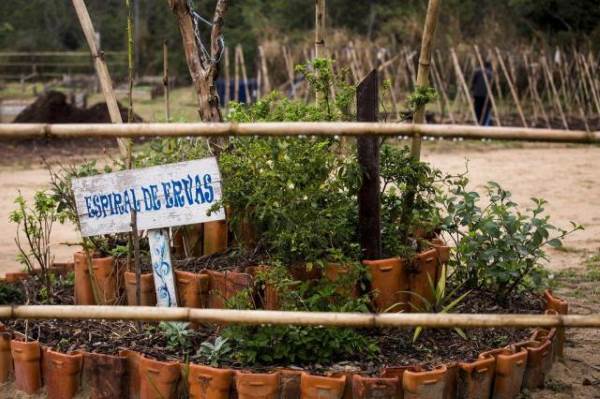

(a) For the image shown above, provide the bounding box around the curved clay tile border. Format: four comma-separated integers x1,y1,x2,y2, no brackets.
0,274,567,399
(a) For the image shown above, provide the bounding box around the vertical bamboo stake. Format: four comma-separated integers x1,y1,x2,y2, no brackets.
489,50,505,103
258,45,271,94
282,45,296,99
315,0,326,59
473,45,501,126
405,51,417,87
379,52,400,120
431,57,455,123
234,45,240,102
451,48,478,125
410,0,441,159
163,40,170,121
224,47,230,109
523,53,550,128
541,56,569,130
238,45,251,103
580,54,600,116
71,0,130,159
494,48,527,127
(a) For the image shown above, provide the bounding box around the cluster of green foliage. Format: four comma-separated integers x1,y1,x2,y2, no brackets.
9,191,67,297
218,59,361,264
0,282,25,305
158,321,194,353
439,176,582,302
219,262,378,366
380,144,441,257
406,85,437,113
1,0,597,80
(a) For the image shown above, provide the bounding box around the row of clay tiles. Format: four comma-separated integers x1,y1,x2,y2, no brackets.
0,289,568,399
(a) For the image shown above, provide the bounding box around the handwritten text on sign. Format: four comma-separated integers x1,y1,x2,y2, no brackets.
72,157,225,237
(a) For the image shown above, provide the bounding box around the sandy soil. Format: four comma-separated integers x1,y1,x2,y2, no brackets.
0,142,598,397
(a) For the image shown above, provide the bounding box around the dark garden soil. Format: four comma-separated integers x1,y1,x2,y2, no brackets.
0,91,142,167
2,274,544,375
173,248,266,273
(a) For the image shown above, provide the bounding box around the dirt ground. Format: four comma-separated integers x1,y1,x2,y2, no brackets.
0,141,598,397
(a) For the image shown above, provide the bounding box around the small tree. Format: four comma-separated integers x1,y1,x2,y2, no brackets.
10,191,65,297
167,0,228,124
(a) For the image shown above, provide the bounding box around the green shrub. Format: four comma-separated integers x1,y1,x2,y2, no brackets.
219,262,378,366
439,177,582,302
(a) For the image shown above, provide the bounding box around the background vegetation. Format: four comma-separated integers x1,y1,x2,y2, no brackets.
0,0,598,79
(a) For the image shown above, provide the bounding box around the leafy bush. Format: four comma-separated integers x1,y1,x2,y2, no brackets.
0,282,25,305
196,337,232,367
217,59,362,264
379,144,441,257
219,262,378,366
10,191,67,296
439,177,582,302
158,322,193,353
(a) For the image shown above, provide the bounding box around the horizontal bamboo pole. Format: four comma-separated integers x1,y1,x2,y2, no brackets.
1,122,599,143
1,305,600,329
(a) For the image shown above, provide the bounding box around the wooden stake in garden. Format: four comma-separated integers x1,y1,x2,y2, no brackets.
356,70,381,260
411,0,441,160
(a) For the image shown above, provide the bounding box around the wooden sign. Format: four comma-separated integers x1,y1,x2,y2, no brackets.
72,157,225,237
72,157,226,307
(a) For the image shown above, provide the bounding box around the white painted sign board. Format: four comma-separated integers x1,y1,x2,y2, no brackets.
72,157,226,307
72,157,225,237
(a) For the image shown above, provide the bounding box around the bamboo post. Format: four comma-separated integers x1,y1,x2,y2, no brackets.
237,45,251,103
523,54,550,128
494,48,527,127
451,48,478,125
234,45,240,102
431,57,455,124
163,40,170,121
489,50,505,103
410,0,441,159
282,45,296,99
580,53,600,116
473,45,501,126
378,51,399,120
71,0,130,159
258,45,271,95
315,0,326,59
224,47,230,109
541,56,569,130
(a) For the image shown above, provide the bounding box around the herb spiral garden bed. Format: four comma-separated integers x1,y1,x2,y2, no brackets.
0,249,568,399
1,60,578,398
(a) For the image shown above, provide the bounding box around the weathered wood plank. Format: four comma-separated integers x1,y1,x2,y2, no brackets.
72,157,225,237
148,228,178,307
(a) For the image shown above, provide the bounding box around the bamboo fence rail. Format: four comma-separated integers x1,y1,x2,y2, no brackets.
1,122,598,143
0,305,599,328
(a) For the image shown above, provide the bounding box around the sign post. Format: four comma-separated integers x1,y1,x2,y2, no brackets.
72,157,225,307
